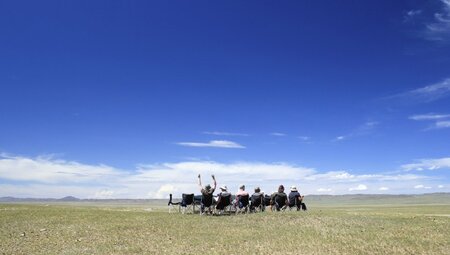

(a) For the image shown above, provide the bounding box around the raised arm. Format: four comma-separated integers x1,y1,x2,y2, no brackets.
198,174,203,191
211,174,217,190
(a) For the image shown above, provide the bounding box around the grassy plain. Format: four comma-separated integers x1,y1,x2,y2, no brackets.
1,195,449,254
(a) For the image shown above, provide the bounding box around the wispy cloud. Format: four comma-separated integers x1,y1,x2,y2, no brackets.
409,113,450,120
404,9,423,23
270,132,287,137
298,136,310,141
423,0,450,42
402,157,450,171
334,121,379,142
435,120,450,128
1,153,442,198
334,136,346,141
379,187,389,191
203,131,249,137
408,78,450,101
177,140,245,148
409,113,450,129
386,78,450,103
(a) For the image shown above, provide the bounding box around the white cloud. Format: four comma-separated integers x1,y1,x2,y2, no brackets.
438,185,445,188
0,154,124,184
134,161,315,186
308,171,355,181
177,140,245,148
409,113,450,120
402,157,450,171
0,154,443,199
298,136,310,141
379,187,389,191
0,155,315,198
148,184,178,199
203,131,249,136
414,184,432,189
349,184,368,191
270,132,286,137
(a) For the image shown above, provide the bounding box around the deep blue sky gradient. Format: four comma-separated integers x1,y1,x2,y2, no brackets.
1,1,449,176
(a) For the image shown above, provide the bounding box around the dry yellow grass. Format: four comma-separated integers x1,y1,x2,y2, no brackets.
1,203,449,254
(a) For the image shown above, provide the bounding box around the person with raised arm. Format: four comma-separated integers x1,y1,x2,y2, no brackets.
198,174,216,214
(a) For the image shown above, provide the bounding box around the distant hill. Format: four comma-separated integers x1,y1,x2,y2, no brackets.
0,197,18,202
0,196,81,202
59,196,80,201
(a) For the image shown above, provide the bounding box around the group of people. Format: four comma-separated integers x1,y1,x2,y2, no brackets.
197,174,307,214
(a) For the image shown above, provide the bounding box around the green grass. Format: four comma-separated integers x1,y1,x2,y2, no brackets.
1,201,449,254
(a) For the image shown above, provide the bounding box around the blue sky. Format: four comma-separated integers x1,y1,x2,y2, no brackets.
1,0,449,198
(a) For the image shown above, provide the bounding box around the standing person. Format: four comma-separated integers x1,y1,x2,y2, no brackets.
270,185,289,211
288,186,305,211
198,174,216,214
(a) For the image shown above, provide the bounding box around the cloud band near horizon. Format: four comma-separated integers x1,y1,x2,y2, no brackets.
0,153,448,199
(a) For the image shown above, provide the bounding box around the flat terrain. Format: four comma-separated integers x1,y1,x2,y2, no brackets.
1,195,449,254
